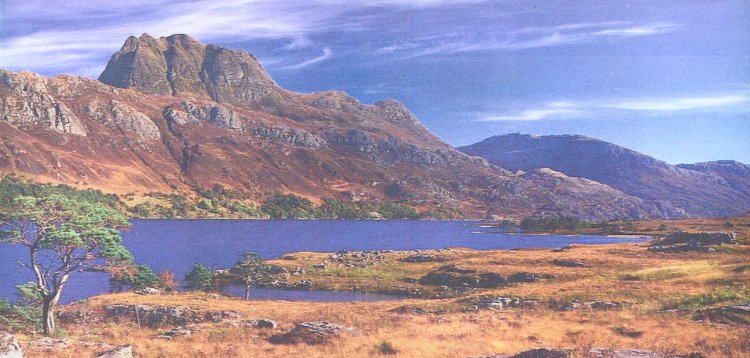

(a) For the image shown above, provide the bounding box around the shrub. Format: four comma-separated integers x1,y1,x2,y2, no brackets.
185,263,214,291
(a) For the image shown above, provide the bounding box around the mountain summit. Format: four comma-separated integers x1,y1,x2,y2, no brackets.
99,33,276,103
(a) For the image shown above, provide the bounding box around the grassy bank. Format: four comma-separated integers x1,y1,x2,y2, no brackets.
8,232,748,357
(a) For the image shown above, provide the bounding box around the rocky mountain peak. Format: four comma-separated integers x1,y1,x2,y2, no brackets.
99,34,276,104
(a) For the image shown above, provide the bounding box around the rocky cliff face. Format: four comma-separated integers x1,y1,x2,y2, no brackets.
0,34,713,220
99,34,276,104
459,134,750,217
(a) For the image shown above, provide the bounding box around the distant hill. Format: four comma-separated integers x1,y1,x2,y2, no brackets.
459,134,750,217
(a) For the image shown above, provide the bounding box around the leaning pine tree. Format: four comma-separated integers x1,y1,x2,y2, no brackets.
0,194,133,336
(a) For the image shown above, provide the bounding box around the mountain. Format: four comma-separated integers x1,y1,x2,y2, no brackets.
677,161,750,197
0,33,703,220
459,134,750,217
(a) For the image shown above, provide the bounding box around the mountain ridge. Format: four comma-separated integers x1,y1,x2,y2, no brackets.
0,34,739,220
459,133,750,217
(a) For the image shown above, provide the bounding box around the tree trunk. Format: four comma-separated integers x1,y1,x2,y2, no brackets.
42,297,56,337
245,284,251,300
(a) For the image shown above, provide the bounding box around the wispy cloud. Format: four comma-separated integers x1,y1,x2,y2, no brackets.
478,101,581,121
611,95,749,111
279,48,333,70
1,0,482,75
476,93,749,121
379,21,678,58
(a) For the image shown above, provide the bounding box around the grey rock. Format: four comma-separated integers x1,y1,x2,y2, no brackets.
257,319,278,329
551,259,587,268
1,70,87,136
0,332,24,358
99,34,276,105
104,304,201,327
272,321,356,345
401,254,441,263
694,304,750,324
31,337,69,349
96,345,133,358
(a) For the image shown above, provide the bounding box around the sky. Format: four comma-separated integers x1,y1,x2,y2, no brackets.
1,0,749,164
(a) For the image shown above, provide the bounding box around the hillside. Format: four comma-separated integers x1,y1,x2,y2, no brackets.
459,134,750,217
0,34,704,220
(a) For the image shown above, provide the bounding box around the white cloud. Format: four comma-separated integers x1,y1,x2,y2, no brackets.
278,48,333,70
476,93,749,121
477,104,582,121
382,21,678,58
611,95,749,111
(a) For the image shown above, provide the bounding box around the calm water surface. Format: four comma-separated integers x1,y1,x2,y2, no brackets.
0,220,647,303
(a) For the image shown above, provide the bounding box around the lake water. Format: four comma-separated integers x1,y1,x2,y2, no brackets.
0,220,647,303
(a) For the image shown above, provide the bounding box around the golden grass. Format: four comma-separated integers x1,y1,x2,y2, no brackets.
14,215,750,357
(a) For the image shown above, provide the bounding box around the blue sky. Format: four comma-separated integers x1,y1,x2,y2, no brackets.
1,0,749,164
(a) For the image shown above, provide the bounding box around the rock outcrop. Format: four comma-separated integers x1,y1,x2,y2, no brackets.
0,332,24,358
99,34,276,105
649,232,736,252
271,321,357,345
1,70,87,136
96,345,134,358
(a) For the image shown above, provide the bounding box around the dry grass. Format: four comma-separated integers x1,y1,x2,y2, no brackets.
14,216,750,357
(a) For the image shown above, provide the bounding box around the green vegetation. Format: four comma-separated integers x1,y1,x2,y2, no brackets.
663,286,750,310
261,192,315,219
0,175,122,211
0,194,133,336
0,284,43,333
230,252,272,300
185,263,215,292
0,175,442,220
520,216,592,232
109,265,160,292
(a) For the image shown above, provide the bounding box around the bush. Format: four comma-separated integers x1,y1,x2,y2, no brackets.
185,263,214,291
158,271,177,292
374,341,398,355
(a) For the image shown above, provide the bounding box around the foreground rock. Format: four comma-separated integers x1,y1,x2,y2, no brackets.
490,347,668,357
96,345,134,358
649,232,736,252
551,259,587,268
419,266,506,290
553,300,624,311
271,321,357,345
105,304,242,327
0,332,24,358
465,296,540,310
30,337,70,349
694,304,750,324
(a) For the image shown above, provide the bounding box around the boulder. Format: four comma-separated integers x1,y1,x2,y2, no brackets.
506,272,541,283
401,254,442,263
419,266,509,289
257,319,278,329
0,332,24,358
649,232,736,252
469,296,540,310
493,348,571,357
271,321,357,345
551,259,587,268
555,300,623,311
492,348,667,358
587,348,666,357
96,345,133,358
31,337,70,349
694,304,750,324
105,304,200,327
